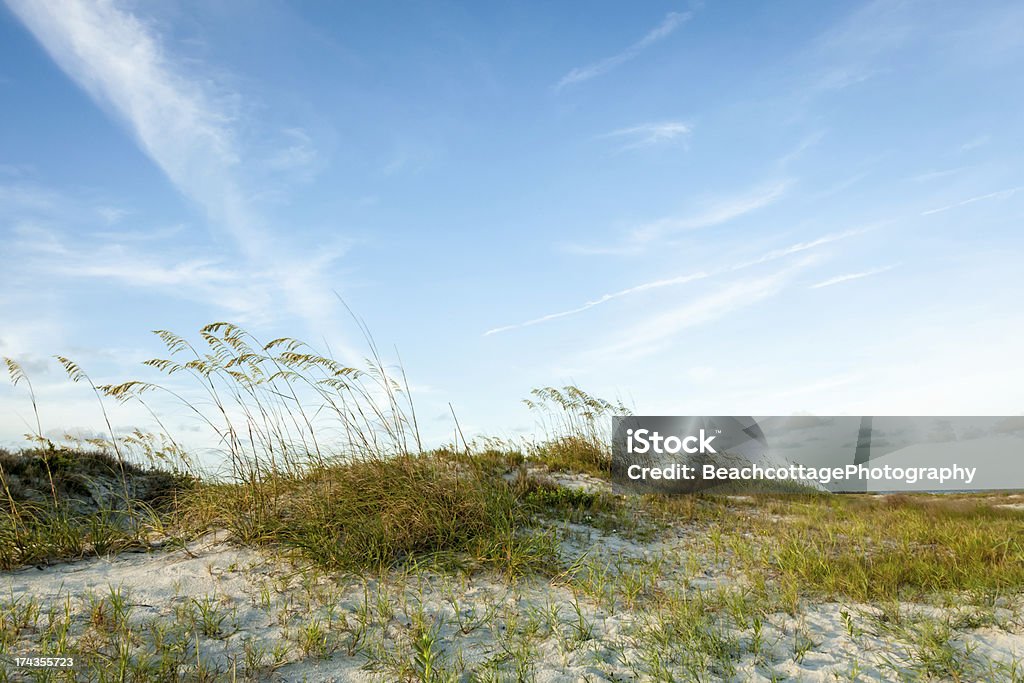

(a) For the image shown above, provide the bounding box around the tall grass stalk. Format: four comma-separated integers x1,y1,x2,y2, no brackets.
524,385,630,475
3,358,57,508
2,322,566,575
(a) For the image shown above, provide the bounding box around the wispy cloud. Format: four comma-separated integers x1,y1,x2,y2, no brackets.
555,11,691,91
775,131,826,169
5,0,353,352
908,167,966,183
920,186,1023,216
483,271,709,336
602,121,691,150
810,65,880,92
960,135,991,152
4,0,249,241
813,1,915,70
8,221,278,322
0,182,66,214
488,226,866,336
95,205,129,224
809,264,896,289
729,226,871,270
92,223,186,243
565,180,793,256
798,0,918,98
632,181,792,243
648,181,794,251
263,127,319,174
589,258,816,362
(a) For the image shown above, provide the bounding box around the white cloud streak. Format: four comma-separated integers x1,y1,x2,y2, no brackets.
960,135,991,152
630,181,792,243
805,0,913,95
8,222,267,322
483,271,709,336
486,226,866,336
4,0,354,354
566,180,792,256
264,128,319,174
808,264,896,289
728,226,870,271
602,121,691,149
590,258,816,362
920,186,1023,216
908,168,965,183
4,0,252,243
555,11,691,90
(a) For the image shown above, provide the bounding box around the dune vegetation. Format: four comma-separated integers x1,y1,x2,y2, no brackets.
1,323,1023,681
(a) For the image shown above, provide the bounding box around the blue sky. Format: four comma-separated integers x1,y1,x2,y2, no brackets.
1,0,1023,450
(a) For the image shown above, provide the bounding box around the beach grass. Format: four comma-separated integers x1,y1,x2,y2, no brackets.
733,493,1024,602
2,322,1024,680
174,450,561,577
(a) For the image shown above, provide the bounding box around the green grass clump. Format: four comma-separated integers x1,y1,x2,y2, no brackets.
0,447,191,569
530,435,611,477
740,494,1024,601
523,385,629,477
180,452,557,575
3,325,592,575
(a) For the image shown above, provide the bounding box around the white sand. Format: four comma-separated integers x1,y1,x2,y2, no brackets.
2,494,1023,680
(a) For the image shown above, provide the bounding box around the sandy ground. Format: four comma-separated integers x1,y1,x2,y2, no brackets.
2,486,1023,680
